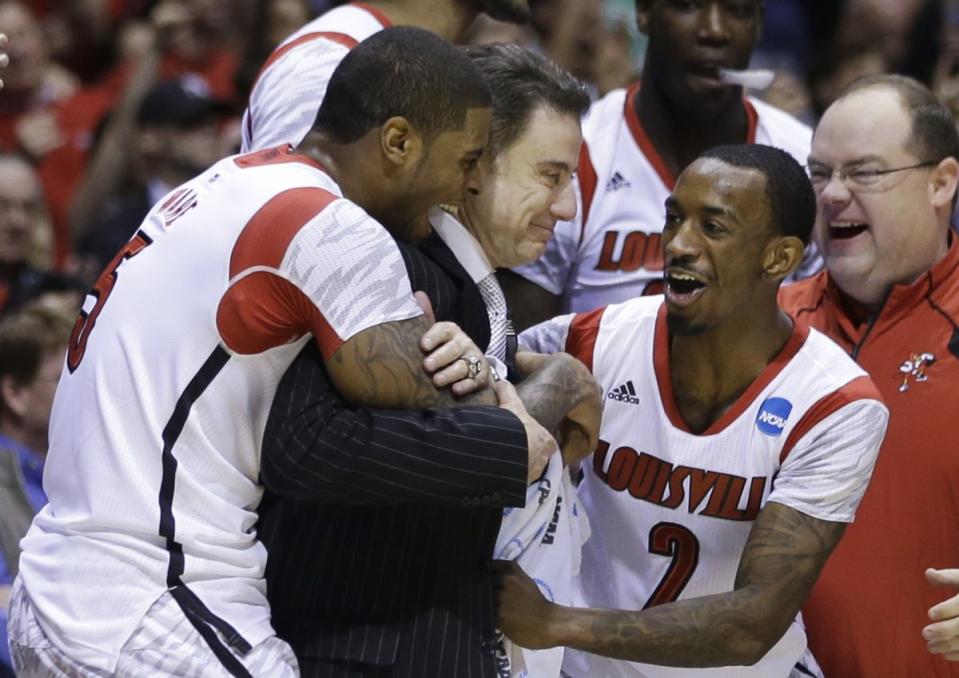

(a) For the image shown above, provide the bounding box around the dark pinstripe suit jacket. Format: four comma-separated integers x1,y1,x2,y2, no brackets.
259,234,528,678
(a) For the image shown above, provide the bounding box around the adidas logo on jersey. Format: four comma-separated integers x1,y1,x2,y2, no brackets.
605,171,630,193
607,380,639,404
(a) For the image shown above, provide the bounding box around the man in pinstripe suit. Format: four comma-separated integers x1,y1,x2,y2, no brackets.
258,45,601,677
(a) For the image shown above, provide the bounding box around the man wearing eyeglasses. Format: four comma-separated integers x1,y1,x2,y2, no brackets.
781,74,959,677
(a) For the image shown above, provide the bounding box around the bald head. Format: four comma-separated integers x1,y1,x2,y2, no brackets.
836,75,959,168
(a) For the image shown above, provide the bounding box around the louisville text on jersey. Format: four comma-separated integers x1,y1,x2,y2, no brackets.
593,439,766,522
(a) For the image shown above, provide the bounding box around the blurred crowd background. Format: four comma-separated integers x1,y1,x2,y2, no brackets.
0,0,957,318
0,1,956,674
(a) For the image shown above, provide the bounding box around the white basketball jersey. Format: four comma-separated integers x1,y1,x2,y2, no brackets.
17,145,422,672
513,85,813,313
242,2,390,152
521,298,888,677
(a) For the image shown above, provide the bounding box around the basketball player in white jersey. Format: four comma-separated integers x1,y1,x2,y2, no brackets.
497,144,889,677
503,0,818,329
242,0,532,152
6,28,572,678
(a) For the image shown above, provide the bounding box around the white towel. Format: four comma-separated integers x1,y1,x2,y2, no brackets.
494,453,591,677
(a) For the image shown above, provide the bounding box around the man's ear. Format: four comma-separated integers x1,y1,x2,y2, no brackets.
635,0,652,35
929,156,959,211
380,116,420,169
0,374,27,421
762,236,805,281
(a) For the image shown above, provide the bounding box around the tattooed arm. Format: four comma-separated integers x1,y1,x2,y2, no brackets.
328,320,600,463
495,501,845,667
262,314,557,503
327,315,494,409
513,350,602,467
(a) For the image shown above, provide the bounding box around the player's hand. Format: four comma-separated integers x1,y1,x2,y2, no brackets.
493,379,557,483
0,33,8,90
517,350,602,465
924,568,959,661
557,391,602,467
493,560,561,650
421,321,491,396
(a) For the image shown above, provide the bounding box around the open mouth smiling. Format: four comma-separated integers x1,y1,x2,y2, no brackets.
665,270,708,306
828,221,869,240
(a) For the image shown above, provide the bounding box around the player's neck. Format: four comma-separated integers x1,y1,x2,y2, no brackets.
636,82,749,179
668,306,793,433
299,131,406,237
363,0,478,42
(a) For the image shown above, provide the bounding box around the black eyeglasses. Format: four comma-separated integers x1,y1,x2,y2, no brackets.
806,161,938,191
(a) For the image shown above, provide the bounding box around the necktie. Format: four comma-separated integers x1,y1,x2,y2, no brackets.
477,273,509,362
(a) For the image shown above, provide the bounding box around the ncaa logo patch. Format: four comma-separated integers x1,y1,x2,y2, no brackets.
756,397,793,437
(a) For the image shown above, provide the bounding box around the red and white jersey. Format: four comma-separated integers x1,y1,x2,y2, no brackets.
513,85,813,313
17,145,422,672
241,2,391,152
521,298,887,677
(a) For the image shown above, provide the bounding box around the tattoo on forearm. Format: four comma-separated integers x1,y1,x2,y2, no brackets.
330,317,494,410
516,355,587,431
566,502,845,667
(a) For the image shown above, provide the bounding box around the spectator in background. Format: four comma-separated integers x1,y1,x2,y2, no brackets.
807,41,889,118
782,74,959,677
0,303,73,678
76,76,229,273
150,0,240,102
0,1,79,150
466,0,638,97
0,153,62,315
0,1,100,269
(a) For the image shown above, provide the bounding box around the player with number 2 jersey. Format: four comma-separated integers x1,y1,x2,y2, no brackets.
496,145,888,677
522,297,886,677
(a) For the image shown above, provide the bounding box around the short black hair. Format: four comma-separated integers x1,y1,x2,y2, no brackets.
464,43,589,159
701,144,816,246
841,74,959,165
313,27,492,145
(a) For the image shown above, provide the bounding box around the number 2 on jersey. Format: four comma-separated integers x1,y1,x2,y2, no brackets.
67,231,153,373
643,522,700,608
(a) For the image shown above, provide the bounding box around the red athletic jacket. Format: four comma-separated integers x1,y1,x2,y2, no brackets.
780,235,959,678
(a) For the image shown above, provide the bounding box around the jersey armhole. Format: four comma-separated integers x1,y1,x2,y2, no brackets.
779,375,883,463
565,306,606,372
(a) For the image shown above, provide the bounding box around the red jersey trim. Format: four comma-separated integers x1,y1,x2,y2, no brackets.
624,83,676,190
246,29,361,141
228,187,337,275
623,83,761,190
565,306,606,373
653,305,811,435
217,272,341,358
350,2,393,28
577,142,598,248
234,145,326,172
253,31,358,87
744,98,759,143
217,187,342,358
779,375,882,463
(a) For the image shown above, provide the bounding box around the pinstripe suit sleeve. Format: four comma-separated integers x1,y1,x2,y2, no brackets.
261,341,529,507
